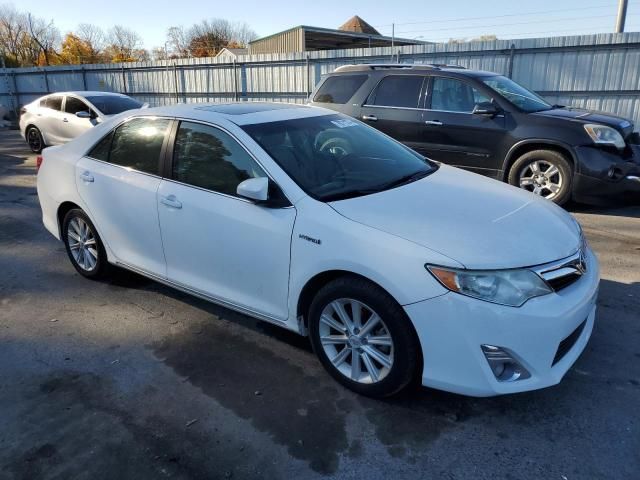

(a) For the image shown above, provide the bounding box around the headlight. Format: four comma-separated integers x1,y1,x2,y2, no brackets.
583,124,625,149
427,266,552,307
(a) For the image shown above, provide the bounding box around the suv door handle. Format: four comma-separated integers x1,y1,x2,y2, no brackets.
160,195,182,209
362,115,378,121
79,171,94,183
425,120,443,126
63,118,69,122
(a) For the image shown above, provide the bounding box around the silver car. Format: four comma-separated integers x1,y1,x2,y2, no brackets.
19,91,144,153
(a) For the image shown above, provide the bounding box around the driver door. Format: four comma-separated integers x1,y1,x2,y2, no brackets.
157,121,296,321
61,96,97,142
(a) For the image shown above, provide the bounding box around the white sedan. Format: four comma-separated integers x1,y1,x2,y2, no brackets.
19,91,143,153
36,102,600,397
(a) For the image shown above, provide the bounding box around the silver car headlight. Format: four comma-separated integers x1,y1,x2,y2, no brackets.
583,124,625,149
426,265,552,307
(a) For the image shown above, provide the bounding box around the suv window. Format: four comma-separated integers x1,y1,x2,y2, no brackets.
173,121,266,196
369,75,425,108
313,75,367,104
65,96,92,115
104,118,170,174
42,96,63,111
431,77,491,113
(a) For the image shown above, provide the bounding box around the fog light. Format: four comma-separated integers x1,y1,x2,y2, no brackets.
481,345,531,382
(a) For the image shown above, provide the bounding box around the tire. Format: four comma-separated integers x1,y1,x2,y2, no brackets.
308,275,421,398
26,126,45,154
508,149,573,205
62,209,110,279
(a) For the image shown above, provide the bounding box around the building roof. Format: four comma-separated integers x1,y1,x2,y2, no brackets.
339,16,380,35
215,48,248,58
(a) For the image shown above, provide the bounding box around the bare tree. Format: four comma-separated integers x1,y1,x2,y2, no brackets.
230,21,257,46
185,19,256,57
76,23,105,59
166,25,190,58
0,4,29,66
26,12,59,65
106,24,143,61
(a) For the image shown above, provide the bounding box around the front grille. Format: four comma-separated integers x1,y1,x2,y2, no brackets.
535,249,587,292
546,271,583,291
552,320,586,366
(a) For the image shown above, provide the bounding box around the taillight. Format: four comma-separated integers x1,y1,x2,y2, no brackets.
36,155,43,172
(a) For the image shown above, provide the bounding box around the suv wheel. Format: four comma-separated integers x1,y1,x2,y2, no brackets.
508,150,573,205
308,276,420,397
62,209,110,279
27,126,45,153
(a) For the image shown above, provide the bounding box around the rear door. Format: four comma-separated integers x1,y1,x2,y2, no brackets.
40,95,66,145
420,76,507,177
76,117,171,277
359,75,426,151
61,95,97,142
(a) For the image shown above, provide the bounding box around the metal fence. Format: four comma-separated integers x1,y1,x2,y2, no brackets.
2,32,640,128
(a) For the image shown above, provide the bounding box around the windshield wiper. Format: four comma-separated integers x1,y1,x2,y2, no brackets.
322,169,432,202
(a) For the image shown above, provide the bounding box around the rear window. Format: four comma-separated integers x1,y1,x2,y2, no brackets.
85,95,142,115
368,75,425,108
42,96,63,111
313,75,368,104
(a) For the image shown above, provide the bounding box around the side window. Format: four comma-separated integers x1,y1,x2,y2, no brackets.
42,96,63,111
368,75,425,108
88,131,113,161
65,96,92,115
313,75,368,104
173,121,266,196
108,118,170,174
431,77,491,113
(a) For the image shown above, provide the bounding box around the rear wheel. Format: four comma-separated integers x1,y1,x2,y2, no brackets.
508,149,573,205
308,276,420,397
26,126,45,153
62,209,110,279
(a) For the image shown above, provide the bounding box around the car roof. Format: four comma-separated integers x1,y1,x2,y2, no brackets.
330,64,497,77
44,91,131,98
133,102,335,126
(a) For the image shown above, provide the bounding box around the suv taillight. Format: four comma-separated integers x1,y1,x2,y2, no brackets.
36,155,43,172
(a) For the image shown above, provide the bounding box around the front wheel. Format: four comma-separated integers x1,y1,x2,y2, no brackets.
508,149,573,205
308,276,420,397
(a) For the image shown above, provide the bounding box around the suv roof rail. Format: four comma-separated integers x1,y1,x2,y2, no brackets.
334,63,467,73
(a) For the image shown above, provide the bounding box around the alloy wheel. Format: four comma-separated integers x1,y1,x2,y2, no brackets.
519,160,563,200
67,217,98,271
319,298,394,384
27,128,42,152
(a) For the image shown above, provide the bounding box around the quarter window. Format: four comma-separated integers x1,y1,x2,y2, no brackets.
431,77,491,113
173,121,266,196
105,118,170,174
369,75,425,108
313,75,368,104
42,96,63,111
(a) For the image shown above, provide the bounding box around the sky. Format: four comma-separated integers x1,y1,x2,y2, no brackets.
12,0,640,49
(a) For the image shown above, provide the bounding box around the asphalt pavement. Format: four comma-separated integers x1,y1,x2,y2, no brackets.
0,129,638,479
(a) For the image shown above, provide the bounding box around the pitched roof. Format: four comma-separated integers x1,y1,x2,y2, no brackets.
338,16,380,35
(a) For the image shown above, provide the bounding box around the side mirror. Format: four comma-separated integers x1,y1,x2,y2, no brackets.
76,110,91,119
472,101,499,116
237,177,269,202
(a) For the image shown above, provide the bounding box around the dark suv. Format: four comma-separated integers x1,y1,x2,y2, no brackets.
309,64,640,205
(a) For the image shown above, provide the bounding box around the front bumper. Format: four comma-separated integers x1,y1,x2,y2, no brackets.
404,248,600,397
573,144,640,204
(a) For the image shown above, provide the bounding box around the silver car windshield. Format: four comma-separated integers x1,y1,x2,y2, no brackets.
242,114,437,202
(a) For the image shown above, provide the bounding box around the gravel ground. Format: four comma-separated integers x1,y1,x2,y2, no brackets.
0,129,639,480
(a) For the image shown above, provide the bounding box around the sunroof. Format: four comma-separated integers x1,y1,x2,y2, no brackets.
194,102,306,115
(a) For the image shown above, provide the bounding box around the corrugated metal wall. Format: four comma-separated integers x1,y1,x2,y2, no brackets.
247,28,304,54
2,32,640,128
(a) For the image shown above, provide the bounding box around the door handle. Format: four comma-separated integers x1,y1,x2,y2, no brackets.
63,118,69,122
424,120,443,126
160,195,182,209
79,171,94,183
362,115,378,121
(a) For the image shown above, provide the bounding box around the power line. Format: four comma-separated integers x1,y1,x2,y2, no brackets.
373,3,620,28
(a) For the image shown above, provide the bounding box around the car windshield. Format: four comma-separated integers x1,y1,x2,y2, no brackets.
481,76,552,113
85,95,143,115
242,114,437,202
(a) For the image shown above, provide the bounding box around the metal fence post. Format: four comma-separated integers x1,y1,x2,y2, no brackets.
173,62,179,103
233,59,238,101
43,69,50,93
306,54,310,96
81,66,87,90
507,43,516,78
121,66,127,93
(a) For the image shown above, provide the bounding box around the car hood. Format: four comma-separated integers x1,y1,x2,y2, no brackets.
533,107,635,138
329,166,580,269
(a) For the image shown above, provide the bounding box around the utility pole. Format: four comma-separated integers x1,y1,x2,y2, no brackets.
615,0,628,33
